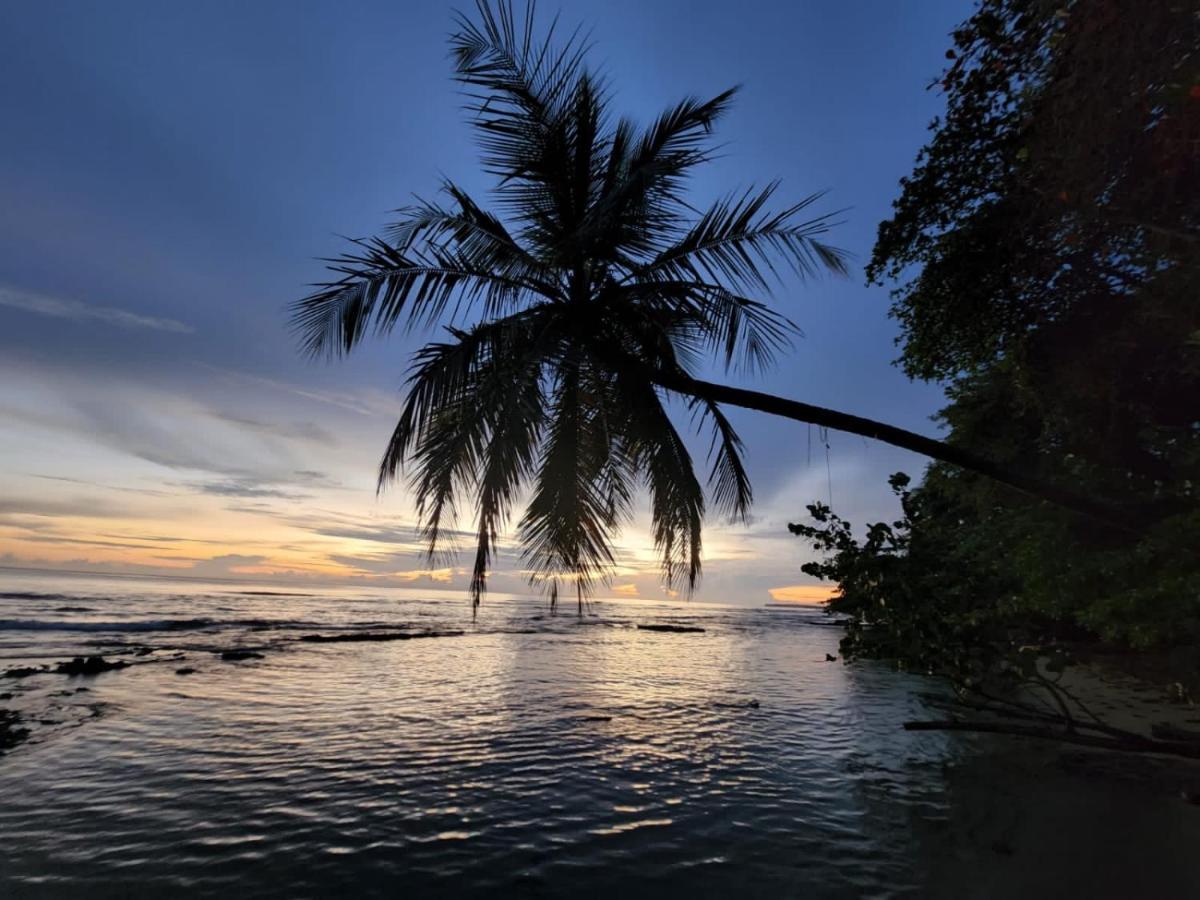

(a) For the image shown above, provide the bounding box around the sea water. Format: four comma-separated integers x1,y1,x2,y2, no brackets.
0,571,1196,898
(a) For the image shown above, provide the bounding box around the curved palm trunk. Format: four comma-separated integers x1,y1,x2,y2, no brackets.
650,369,1138,530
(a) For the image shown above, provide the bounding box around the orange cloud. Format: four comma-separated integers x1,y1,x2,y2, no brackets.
768,584,837,605
612,583,639,597
388,568,456,583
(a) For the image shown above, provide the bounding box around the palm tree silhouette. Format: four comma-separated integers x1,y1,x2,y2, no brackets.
292,1,1124,611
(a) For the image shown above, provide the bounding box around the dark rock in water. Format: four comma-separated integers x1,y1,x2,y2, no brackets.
747,699,760,709
0,692,12,700
2,666,45,679
219,650,265,661
55,656,129,676
579,715,613,723
175,667,197,675
825,653,838,662
0,709,31,754
636,624,705,634
298,631,464,643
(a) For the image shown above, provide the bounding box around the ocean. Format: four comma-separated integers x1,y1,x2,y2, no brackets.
1,570,1197,898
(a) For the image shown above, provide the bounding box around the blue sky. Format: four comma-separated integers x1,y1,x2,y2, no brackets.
0,0,970,605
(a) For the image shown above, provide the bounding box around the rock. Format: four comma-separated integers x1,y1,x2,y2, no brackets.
55,656,129,676
826,653,838,662
2,666,45,679
175,667,197,675
747,699,760,709
0,692,12,700
298,631,464,643
219,650,264,661
636,624,706,634
0,709,30,754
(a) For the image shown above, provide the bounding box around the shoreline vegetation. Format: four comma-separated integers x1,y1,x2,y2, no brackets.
793,0,1198,761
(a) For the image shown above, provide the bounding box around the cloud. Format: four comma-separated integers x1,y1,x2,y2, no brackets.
326,550,456,580
198,365,402,418
0,286,193,333
612,583,639,597
0,495,137,521
210,411,336,445
186,554,270,576
768,584,837,605
188,477,310,500
28,474,172,497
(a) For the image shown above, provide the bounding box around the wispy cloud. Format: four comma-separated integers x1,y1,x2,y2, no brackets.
197,365,402,418
189,477,309,500
210,411,336,445
0,286,193,333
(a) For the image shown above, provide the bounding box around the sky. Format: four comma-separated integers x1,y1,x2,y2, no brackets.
0,0,970,606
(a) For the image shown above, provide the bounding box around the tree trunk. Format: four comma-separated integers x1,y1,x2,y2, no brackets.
649,369,1139,530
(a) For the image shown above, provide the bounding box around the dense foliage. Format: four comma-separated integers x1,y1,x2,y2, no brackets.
799,0,1200,682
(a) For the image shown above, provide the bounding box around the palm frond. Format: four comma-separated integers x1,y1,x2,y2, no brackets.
627,184,849,292
612,371,705,592
518,361,626,598
450,0,592,241
691,398,753,523
291,237,547,358
450,0,588,138
386,181,553,286
574,89,739,265
377,309,557,566
468,350,545,607
614,281,798,373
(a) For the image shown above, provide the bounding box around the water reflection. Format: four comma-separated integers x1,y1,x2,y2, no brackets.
0,576,1197,896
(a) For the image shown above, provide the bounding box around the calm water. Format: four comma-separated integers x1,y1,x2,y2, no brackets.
1,571,1197,898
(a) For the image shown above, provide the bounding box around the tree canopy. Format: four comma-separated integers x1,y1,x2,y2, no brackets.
799,0,1200,721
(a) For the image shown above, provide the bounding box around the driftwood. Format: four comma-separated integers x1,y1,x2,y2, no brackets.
903,719,1200,760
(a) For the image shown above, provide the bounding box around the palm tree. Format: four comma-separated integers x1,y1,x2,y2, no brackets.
292,1,1128,612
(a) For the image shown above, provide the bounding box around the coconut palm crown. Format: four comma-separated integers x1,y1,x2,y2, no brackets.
291,1,848,611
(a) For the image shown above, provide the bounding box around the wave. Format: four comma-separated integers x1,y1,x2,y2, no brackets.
0,618,218,633
229,590,318,598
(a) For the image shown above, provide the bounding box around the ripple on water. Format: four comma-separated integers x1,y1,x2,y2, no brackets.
2,584,1197,897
